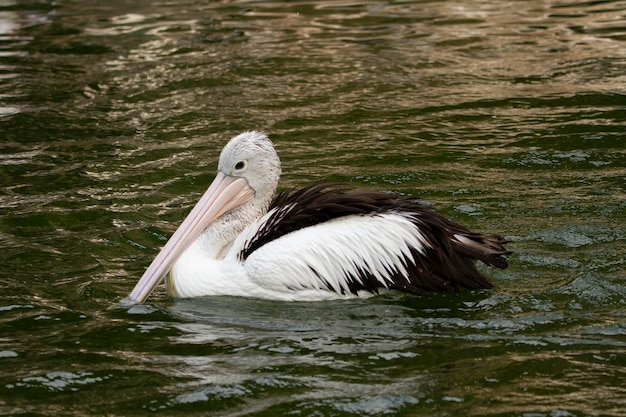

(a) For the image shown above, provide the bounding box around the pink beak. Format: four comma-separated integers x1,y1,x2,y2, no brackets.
121,171,254,305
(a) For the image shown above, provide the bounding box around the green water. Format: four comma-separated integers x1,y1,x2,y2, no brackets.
1,1,625,415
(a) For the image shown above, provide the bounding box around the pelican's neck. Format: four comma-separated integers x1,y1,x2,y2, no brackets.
199,207,259,258
184,189,274,260
166,194,272,298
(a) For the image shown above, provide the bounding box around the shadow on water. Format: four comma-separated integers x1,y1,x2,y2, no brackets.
0,0,625,415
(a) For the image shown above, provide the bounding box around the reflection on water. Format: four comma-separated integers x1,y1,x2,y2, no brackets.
0,8,45,116
0,0,625,416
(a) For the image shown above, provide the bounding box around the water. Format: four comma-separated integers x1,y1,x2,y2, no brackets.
1,0,625,415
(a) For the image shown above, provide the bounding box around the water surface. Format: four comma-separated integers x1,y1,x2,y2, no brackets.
1,0,625,416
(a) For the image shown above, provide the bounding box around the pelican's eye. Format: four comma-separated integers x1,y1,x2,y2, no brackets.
234,160,247,172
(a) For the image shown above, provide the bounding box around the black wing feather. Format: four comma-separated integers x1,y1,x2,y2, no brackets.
240,185,510,296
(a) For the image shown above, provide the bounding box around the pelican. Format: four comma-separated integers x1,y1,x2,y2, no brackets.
122,131,509,304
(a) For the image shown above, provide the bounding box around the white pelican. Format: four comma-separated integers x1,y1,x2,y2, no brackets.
122,131,509,304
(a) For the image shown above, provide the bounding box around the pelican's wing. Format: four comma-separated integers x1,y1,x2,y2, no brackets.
232,186,509,297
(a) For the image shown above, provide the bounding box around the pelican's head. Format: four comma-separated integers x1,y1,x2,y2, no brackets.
218,131,281,203
121,131,281,305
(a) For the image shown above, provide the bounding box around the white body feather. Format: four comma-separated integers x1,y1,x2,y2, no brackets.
168,211,430,301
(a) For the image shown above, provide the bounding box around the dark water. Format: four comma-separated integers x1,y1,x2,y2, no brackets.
1,0,625,415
